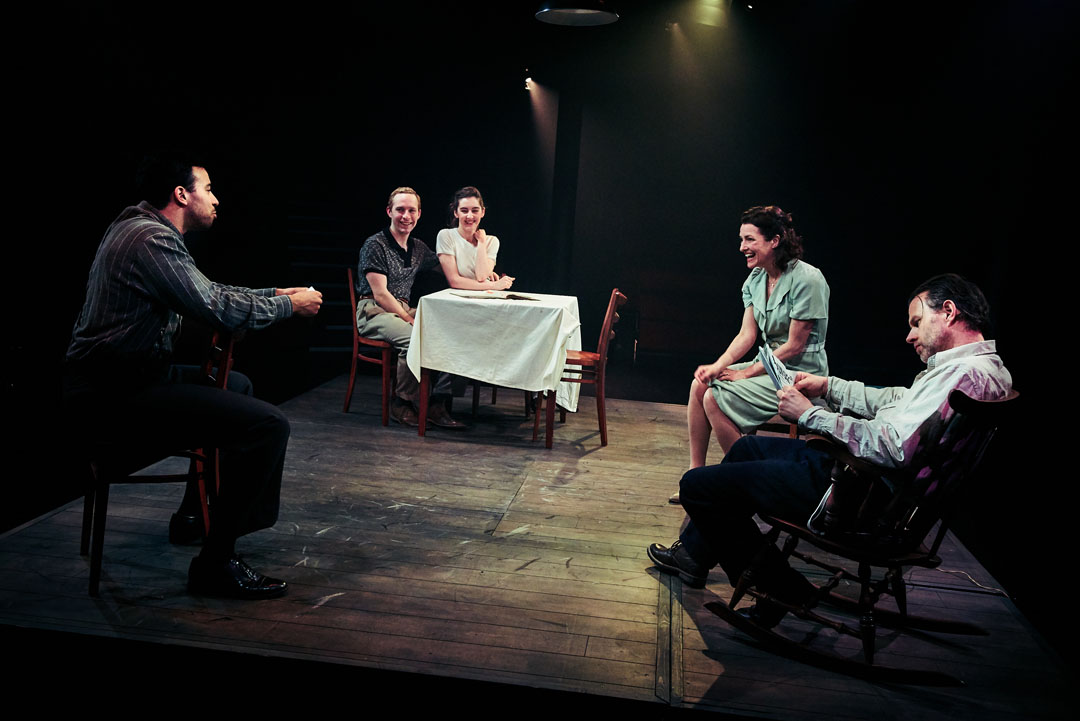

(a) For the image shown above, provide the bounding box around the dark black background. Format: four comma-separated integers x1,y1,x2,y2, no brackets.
8,0,1071,668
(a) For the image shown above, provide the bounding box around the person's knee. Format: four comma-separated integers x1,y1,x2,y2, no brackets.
689,378,707,403
226,371,254,396
680,465,732,499
273,406,291,437
725,435,762,462
255,404,291,445
702,391,726,423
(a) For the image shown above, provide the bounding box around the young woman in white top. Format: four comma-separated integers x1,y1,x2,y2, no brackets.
435,186,515,290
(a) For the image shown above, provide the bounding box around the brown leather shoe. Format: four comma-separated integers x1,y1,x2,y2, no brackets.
427,404,467,429
391,402,420,427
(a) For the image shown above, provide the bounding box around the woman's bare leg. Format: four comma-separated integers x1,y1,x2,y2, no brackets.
703,393,743,455
688,378,713,469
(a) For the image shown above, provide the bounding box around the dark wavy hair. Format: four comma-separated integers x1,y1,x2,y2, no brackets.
136,151,205,210
740,205,803,271
908,273,992,335
447,186,484,227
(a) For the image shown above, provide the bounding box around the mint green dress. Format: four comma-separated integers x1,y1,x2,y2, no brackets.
708,259,830,433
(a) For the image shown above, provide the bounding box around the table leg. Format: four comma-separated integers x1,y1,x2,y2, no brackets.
419,368,430,437
545,389,556,449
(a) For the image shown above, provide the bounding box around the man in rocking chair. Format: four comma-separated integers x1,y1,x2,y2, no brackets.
648,274,1011,626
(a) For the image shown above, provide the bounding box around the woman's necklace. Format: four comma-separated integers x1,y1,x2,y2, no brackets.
766,272,781,297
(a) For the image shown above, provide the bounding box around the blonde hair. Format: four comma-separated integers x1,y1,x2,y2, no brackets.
387,187,421,210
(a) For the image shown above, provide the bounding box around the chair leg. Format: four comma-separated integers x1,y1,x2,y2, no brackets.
381,349,392,426
596,378,608,446
472,381,481,416
196,451,215,535
491,386,498,404
88,480,111,596
545,390,556,449
344,352,358,413
80,487,94,556
858,562,877,665
522,390,531,418
533,392,542,441
418,368,430,437
889,566,908,618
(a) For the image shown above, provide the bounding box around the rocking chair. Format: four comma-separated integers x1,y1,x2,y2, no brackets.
707,388,1019,684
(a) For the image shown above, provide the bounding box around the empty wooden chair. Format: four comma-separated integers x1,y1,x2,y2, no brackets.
535,288,628,448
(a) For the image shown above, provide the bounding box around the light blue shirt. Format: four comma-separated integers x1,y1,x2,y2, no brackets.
798,340,1011,468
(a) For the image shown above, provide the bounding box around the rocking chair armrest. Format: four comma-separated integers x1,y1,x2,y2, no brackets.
805,435,882,476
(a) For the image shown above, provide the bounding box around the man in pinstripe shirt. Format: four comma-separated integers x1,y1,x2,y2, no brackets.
64,154,322,599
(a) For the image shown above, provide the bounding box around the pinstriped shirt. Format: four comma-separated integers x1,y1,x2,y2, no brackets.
67,201,292,369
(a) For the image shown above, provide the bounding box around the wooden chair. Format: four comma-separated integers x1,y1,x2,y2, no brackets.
344,267,395,425
81,331,235,596
469,382,533,418
707,388,1019,683
753,414,800,440
535,288,628,448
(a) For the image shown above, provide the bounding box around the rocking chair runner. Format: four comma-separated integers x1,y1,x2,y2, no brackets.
709,388,1019,679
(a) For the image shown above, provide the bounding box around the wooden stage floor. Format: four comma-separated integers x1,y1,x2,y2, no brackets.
1,375,1070,717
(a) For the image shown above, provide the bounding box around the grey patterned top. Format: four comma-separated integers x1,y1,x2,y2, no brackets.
356,228,437,301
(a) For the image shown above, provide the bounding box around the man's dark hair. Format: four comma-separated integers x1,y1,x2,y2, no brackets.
135,152,205,210
740,205,804,271
908,273,992,335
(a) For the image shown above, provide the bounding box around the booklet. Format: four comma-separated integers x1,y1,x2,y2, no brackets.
450,291,539,301
758,344,794,390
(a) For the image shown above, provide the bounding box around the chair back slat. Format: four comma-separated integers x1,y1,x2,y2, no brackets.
817,389,1018,554
595,289,628,363
200,331,235,389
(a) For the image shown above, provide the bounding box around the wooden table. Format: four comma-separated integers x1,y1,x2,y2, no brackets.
405,289,582,446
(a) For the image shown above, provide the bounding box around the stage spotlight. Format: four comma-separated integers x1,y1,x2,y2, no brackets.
535,1,619,27
692,0,727,27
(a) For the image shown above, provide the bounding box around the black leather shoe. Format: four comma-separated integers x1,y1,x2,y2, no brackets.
169,513,204,545
188,554,288,599
647,540,708,588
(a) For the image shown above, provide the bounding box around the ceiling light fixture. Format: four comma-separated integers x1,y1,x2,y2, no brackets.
535,1,619,27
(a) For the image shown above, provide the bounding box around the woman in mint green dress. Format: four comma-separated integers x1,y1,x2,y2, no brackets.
683,205,830,484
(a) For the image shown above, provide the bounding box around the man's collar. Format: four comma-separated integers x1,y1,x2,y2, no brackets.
926,339,996,370
382,227,414,265
137,201,184,237
384,226,412,249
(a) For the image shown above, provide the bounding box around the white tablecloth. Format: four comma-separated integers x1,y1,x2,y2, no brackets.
406,289,582,412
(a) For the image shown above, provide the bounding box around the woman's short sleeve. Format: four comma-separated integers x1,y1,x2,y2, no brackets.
435,228,454,255
788,264,830,320
741,272,757,309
